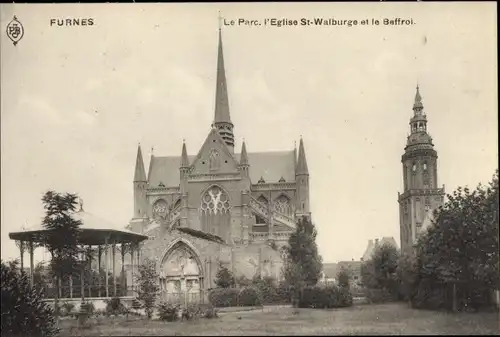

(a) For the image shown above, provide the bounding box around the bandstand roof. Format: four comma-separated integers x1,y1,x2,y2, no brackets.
9,210,148,246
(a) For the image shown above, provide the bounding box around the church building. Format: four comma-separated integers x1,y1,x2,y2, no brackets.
398,86,445,256
126,28,311,297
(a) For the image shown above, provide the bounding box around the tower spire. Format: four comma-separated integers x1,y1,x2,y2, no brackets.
134,144,147,182
413,85,423,113
212,18,235,151
180,140,189,168
240,139,248,166
296,137,309,175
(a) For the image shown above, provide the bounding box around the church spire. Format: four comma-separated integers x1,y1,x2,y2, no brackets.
134,144,147,182
180,140,189,168
212,17,235,151
240,139,248,166
296,137,309,176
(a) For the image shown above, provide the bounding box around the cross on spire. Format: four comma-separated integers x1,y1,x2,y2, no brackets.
218,10,222,31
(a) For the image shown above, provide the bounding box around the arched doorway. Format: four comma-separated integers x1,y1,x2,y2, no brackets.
159,240,204,304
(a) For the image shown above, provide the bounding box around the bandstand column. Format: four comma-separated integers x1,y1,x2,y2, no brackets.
19,241,24,271
70,275,73,298
29,241,34,287
130,244,135,296
105,236,109,298
121,243,125,297
80,249,85,302
88,245,92,298
112,243,117,297
98,245,102,297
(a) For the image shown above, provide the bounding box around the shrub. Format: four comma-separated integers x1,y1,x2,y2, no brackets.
1,260,59,337
238,287,261,306
200,303,219,319
105,297,126,316
209,288,239,307
157,302,179,322
298,285,353,309
214,264,236,288
364,288,396,303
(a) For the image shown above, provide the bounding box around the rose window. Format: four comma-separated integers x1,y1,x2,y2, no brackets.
152,199,168,219
200,186,230,215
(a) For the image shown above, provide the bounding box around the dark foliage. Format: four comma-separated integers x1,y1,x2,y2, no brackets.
411,170,499,311
238,287,261,306
337,267,351,289
282,217,323,304
298,285,353,309
208,288,239,307
214,264,236,288
136,258,159,319
157,302,179,321
1,260,59,337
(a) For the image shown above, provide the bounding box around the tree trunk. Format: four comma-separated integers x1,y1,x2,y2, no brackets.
452,283,458,312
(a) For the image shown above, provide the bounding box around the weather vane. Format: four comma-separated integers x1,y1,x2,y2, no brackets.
218,10,222,30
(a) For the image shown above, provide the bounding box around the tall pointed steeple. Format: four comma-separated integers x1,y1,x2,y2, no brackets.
240,140,248,166
180,140,190,168
212,19,235,152
134,144,147,182
296,137,309,176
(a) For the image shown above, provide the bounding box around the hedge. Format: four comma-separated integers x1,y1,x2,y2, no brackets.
298,285,353,309
208,287,262,307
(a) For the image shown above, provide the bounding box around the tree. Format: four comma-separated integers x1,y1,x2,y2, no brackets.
214,263,235,288
413,170,499,311
337,267,350,289
1,260,59,337
41,191,82,313
361,243,399,294
282,216,323,304
136,258,159,319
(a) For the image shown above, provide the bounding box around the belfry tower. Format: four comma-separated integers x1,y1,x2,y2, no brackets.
398,86,445,256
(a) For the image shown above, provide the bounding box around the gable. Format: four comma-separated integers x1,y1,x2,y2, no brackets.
190,128,239,175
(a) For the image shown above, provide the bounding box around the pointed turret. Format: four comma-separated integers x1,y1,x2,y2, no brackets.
296,137,309,176
212,25,235,152
240,140,248,166
295,137,310,215
180,140,189,168
134,144,147,182
133,144,148,219
413,85,424,112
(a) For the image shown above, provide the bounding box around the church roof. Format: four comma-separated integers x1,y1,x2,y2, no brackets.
148,150,296,187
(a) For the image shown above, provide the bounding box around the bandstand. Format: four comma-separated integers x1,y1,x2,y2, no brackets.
8,208,148,310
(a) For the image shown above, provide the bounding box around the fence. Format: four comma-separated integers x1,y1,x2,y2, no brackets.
41,284,133,299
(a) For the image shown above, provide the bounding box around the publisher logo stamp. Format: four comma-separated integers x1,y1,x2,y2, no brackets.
6,16,24,46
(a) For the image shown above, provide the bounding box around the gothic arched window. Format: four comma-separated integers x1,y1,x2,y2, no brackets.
274,195,291,215
209,149,220,171
412,162,417,172
152,199,168,220
199,186,231,240
257,195,268,206
200,186,230,215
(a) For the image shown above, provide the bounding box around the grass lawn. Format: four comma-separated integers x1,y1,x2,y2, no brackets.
60,303,499,336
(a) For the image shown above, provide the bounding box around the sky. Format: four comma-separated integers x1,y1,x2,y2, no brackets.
1,3,497,264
